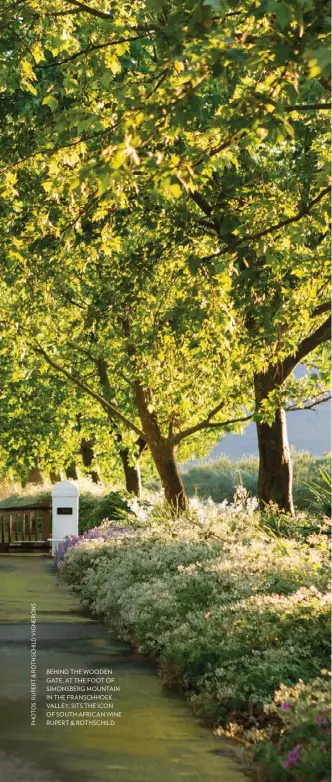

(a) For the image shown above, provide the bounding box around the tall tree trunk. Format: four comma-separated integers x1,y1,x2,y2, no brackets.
150,440,188,513
253,317,331,514
96,357,143,497
256,409,294,514
49,470,61,484
65,462,78,480
119,448,142,497
79,438,100,484
23,463,44,486
255,371,294,515
115,436,145,498
134,380,189,513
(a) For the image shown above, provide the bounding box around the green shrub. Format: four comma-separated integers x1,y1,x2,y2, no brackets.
59,497,331,780
78,490,133,533
306,467,332,518
256,675,331,782
0,489,51,507
182,456,258,504
182,451,331,515
165,588,329,716
258,505,330,542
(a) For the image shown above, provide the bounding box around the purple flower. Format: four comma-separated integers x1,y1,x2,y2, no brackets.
280,701,291,710
55,523,131,566
55,535,80,565
282,744,302,768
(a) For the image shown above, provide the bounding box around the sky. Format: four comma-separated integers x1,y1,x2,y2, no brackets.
210,401,330,460
200,364,331,462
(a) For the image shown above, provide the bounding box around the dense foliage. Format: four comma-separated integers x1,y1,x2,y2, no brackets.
181,451,331,515
0,0,330,510
57,494,331,780
0,7,330,779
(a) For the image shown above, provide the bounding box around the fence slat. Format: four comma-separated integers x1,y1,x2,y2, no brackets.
42,510,50,541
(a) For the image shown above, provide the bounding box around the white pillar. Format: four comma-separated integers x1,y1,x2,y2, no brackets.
51,480,79,556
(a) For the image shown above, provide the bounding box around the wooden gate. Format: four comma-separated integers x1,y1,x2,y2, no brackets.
0,503,51,552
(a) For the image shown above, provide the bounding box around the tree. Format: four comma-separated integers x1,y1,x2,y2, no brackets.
0,337,120,485
185,116,330,512
1,198,255,510
253,324,330,514
0,347,77,482
0,0,330,510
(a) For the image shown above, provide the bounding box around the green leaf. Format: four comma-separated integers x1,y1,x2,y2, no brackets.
169,183,182,198
42,95,58,112
202,0,222,11
267,0,292,29
24,82,38,96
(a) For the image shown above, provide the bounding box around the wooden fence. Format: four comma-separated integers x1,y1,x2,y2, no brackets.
0,504,51,551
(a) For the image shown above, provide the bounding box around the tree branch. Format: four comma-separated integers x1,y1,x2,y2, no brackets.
189,190,213,217
286,395,331,412
192,135,237,170
2,125,116,173
194,250,223,265
175,390,331,443
48,7,82,15
37,35,146,68
63,0,113,19
311,301,331,318
311,229,330,250
238,187,330,245
32,343,145,439
145,67,170,99
173,412,253,444
0,0,26,18
67,341,96,361
62,190,100,233
285,103,331,112
281,315,331,381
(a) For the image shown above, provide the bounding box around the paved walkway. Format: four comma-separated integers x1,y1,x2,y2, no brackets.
0,554,247,782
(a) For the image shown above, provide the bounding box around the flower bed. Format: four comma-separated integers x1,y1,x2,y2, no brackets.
57,500,331,781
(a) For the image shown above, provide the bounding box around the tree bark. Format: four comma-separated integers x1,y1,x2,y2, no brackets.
65,462,78,480
23,464,44,486
119,447,141,496
133,380,189,512
150,440,189,513
256,409,294,514
255,371,294,515
49,470,61,484
114,435,145,498
79,438,100,484
96,357,144,497
133,379,189,511
253,317,331,514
